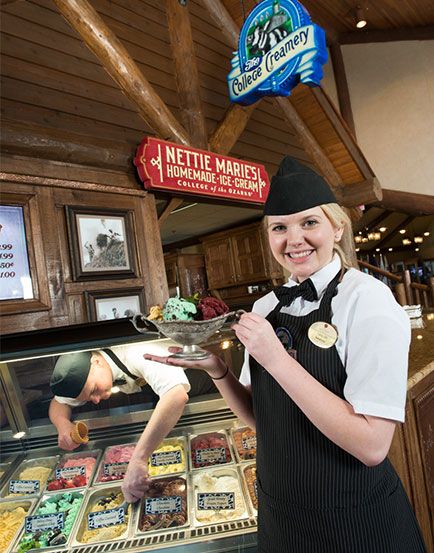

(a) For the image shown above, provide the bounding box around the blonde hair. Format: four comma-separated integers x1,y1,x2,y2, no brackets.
321,203,357,269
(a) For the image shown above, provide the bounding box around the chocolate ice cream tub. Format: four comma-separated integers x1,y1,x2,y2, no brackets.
240,463,258,516
136,474,189,535
230,426,257,462
71,484,132,546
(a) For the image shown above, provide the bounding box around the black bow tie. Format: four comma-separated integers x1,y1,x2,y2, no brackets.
274,279,318,305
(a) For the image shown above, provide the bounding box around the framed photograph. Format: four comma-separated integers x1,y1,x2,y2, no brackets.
86,288,145,322
66,207,137,280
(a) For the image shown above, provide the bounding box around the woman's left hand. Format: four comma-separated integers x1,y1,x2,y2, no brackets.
232,312,285,368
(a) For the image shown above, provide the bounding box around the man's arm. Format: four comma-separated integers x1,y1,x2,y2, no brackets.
48,398,80,451
122,384,188,503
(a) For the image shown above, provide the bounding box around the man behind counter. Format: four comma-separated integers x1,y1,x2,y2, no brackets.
48,342,190,503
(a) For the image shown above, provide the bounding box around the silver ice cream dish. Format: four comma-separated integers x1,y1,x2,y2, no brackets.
131,310,244,360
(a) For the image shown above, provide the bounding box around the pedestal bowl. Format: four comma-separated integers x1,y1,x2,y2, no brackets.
131,310,244,360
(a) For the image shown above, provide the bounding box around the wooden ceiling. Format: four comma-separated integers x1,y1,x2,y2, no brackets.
222,0,434,39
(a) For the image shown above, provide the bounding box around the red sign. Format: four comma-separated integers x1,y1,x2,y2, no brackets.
134,137,270,204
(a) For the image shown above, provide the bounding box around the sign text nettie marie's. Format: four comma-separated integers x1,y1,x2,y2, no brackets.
134,137,270,204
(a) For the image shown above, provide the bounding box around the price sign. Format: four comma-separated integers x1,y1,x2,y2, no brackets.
87,507,125,529
25,513,64,533
103,462,128,477
195,447,227,464
0,205,33,300
150,449,182,467
55,466,86,480
145,496,182,515
9,480,40,494
197,492,235,510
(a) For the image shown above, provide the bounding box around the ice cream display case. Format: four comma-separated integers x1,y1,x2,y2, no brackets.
0,321,257,552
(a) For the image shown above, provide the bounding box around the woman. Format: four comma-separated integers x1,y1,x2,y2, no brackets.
145,157,426,553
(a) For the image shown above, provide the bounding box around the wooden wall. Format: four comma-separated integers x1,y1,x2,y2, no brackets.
0,0,307,176
0,173,167,334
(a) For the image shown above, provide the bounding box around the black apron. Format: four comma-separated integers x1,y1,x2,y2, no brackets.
250,272,426,553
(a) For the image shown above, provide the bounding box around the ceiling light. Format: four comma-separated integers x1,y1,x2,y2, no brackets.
399,229,406,234
423,231,430,236
379,227,387,232
355,7,367,28
373,232,381,240
361,237,368,243
416,335,423,340
414,236,423,244
388,248,393,251
375,248,380,252
402,238,411,246
415,248,420,252
354,235,363,243
355,247,360,252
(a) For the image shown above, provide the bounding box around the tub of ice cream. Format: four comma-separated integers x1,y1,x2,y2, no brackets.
1,457,59,499
0,499,36,553
148,437,187,478
136,475,189,534
14,490,85,552
189,431,233,469
191,466,249,526
71,485,131,546
230,426,257,462
240,463,258,516
46,450,101,492
93,443,136,484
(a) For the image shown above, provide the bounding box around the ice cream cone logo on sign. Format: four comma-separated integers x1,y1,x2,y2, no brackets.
228,0,327,105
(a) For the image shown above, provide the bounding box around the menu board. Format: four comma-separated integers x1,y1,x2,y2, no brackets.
0,205,33,300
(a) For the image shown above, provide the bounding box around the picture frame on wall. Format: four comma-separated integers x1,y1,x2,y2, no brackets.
66,206,137,280
85,288,145,322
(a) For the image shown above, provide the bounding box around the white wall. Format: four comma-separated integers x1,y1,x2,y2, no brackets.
321,41,434,196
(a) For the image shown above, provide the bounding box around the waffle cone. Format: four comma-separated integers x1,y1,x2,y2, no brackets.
70,421,89,444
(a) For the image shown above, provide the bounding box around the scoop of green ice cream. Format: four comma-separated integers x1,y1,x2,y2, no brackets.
163,297,197,321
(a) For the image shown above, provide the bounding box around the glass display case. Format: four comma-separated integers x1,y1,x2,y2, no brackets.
0,320,257,553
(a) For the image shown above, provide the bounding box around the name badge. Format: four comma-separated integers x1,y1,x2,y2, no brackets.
308,322,338,348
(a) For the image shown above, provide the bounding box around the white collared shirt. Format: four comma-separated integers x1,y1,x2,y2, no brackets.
55,339,190,407
239,255,411,422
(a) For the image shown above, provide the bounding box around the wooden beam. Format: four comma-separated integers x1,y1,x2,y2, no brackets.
200,0,240,49
355,209,393,233
209,103,257,155
165,0,208,149
1,119,132,169
52,0,190,146
373,189,434,216
310,87,374,180
275,96,342,190
340,25,434,45
158,197,184,227
329,42,356,136
338,177,383,208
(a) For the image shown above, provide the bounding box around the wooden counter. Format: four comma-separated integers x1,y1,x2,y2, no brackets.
389,315,434,551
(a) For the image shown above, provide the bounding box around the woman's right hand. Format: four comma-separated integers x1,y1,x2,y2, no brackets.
143,348,228,379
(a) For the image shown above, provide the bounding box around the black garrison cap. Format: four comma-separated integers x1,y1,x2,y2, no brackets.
50,351,92,398
263,156,336,216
